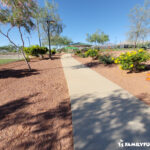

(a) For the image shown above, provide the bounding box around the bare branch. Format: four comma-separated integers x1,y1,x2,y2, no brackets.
7,26,13,37
0,28,18,48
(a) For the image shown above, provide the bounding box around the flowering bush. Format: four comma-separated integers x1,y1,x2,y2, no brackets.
85,49,98,59
24,45,48,57
114,49,150,72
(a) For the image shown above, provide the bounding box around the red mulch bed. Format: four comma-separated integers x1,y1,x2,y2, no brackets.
73,55,150,105
0,54,73,150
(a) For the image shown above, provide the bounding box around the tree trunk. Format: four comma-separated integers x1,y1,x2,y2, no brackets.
134,41,137,48
47,22,52,59
18,26,31,71
134,32,139,49
37,20,42,47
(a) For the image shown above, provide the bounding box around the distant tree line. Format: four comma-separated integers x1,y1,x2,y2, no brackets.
0,45,22,52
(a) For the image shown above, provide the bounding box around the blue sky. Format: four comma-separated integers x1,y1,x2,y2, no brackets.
0,0,145,46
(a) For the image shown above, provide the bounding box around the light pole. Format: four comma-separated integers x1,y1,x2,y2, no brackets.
46,17,55,59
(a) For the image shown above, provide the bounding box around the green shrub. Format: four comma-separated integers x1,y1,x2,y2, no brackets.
51,49,56,55
99,54,114,65
114,49,150,72
85,49,98,59
75,50,81,55
78,53,87,58
39,47,48,55
12,50,17,53
24,45,48,57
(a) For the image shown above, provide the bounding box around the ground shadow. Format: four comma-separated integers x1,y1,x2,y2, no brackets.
145,64,150,71
72,61,116,70
0,93,39,129
85,62,100,68
0,69,39,79
0,98,73,150
52,56,60,60
136,93,150,105
71,89,150,150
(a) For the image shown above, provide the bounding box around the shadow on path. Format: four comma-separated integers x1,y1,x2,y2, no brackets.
71,62,116,70
71,89,150,150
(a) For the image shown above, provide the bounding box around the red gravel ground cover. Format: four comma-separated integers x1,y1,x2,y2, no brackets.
0,54,73,150
73,55,150,105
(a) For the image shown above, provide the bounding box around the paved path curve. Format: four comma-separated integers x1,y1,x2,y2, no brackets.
61,54,150,150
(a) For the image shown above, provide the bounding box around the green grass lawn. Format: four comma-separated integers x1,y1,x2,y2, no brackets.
0,59,19,65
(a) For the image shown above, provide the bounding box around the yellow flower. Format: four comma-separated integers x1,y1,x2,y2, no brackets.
138,49,144,52
111,57,115,60
126,52,132,56
131,51,137,55
130,64,134,68
114,60,118,63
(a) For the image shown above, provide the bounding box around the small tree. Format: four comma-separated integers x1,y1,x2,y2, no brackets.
127,0,150,48
86,30,101,46
86,30,109,46
34,0,60,47
39,0,64,59
100,32,109,45
0,0,37,71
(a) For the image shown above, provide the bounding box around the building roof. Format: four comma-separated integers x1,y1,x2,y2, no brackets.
70,42,91,47
64,46,79,50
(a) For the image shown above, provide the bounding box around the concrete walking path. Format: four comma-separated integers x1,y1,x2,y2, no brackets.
61,54,150,150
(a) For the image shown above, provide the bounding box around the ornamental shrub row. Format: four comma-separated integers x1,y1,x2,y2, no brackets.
23,45,48,57
75,48,150,72
75,49,115,64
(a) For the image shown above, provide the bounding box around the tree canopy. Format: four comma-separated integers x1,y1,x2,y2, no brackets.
127,0,150,47
43,35,72,47
86,30,109,45
0,0,38,70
